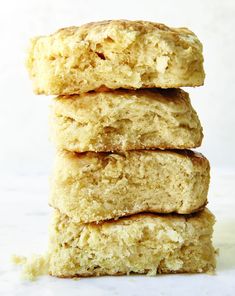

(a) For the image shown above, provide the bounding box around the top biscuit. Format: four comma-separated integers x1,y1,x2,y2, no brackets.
27,20,205,95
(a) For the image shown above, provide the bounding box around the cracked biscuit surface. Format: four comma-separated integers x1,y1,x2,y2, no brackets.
27,20,205,95
51,89,203,152
49,150,210,223
49,209,216,277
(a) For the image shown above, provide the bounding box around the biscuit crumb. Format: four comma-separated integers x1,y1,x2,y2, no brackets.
12,254,49,281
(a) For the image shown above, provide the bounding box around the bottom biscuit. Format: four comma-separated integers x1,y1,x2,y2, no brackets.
49,209,216,277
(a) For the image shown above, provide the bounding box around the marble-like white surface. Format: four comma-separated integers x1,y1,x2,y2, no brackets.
0,168,235,296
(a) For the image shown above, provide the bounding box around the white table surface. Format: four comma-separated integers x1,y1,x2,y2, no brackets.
0,168,235,296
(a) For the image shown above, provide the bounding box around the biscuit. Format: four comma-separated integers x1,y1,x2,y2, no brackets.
27,20,205,95
49,150,210,223
49,209,216,277
51,89,203,152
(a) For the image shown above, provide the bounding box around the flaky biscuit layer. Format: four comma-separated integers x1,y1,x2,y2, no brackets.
27,20,205,95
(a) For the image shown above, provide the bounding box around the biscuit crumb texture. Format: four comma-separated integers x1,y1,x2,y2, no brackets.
50,150,210,223
27,20,205,95
49,209,216,277
12,254,49,281
51,89,203,152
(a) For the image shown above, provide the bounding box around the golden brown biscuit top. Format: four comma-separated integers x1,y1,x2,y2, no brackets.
54,207,214,227
40,19,199,48
57,149,209,171
56,20,191,36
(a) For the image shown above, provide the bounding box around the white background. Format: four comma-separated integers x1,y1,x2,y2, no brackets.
0,1,235,295
0,0,235,175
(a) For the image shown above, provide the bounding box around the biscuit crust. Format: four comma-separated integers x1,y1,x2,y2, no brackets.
49,209,216,277
27,20,205,95
49,149,210,223
51,89,203,152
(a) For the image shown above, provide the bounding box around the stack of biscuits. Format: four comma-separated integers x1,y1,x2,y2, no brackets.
27,20,216,277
